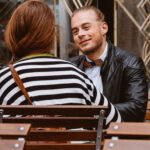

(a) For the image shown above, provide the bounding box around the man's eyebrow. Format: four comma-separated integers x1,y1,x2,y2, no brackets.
82,23,90,26
72,23,91,31
71,27,77,31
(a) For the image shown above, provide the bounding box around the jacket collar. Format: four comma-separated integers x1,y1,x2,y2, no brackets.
77,55,86,71
101,38,115,73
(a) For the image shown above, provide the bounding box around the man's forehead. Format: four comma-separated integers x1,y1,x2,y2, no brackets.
71,10,98,26
72,9,97,19
71,10,99,28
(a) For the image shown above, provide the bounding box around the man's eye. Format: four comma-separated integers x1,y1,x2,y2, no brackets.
72,30,78,35
84,26,89,30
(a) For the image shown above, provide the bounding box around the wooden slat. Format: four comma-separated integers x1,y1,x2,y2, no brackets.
3,117,104,128
107,122,150,137
0,105,108,116
145,111,150,120
103,139,150,150
0,123,31,137
25,143,96,150
146,101,150,110
0,139,25,150
145,100,150,120
28,130,98,141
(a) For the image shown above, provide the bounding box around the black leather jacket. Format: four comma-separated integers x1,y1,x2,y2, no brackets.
69,40,148,122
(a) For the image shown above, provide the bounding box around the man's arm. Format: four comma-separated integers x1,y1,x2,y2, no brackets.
114,57,148,122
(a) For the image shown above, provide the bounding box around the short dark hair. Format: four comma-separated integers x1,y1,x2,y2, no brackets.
71,5,105,22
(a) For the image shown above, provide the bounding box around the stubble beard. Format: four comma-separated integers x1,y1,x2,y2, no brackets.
80,41,103,56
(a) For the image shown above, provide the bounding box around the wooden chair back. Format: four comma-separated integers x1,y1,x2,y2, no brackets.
0,105,108,150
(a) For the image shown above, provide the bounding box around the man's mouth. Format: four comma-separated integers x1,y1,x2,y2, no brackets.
79,39,90,46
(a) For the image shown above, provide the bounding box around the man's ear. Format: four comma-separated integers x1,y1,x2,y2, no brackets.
100,22,108,35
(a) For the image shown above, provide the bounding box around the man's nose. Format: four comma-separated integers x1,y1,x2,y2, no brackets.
78,29,85,38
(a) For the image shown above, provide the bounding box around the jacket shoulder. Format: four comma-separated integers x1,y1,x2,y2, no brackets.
115,47,145,69
68,55,85,67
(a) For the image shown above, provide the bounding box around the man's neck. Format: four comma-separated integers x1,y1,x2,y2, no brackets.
87,41,107,60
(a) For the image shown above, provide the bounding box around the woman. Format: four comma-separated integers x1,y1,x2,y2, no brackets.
0,0,121,127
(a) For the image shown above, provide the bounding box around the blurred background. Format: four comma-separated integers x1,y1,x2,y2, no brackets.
0,0,149,77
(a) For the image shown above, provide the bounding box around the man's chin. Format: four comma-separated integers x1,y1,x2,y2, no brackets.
80,49,95,55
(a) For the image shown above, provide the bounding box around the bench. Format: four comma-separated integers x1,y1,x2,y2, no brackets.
103,122,150,150
0,105,108,150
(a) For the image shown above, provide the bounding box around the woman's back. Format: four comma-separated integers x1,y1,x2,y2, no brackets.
0,55,98,105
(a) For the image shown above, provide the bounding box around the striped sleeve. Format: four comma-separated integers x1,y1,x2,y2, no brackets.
77,68,122,127
89,85,122,128
99,93,121,127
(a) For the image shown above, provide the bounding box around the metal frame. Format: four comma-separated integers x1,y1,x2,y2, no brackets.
95,109,105,150
114,0,150,78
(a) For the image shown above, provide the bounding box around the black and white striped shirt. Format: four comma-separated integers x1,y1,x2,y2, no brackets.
0,56,121,126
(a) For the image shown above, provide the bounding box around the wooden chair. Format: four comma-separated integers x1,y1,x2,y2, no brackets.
0,139,25,150
103,122,150,150
103,139,150,150
0,105,108,150
0,123,31,150
145,100,150,121
0,123,31,139
106,122,150,138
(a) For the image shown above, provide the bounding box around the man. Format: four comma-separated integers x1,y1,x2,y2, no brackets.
69,6,148,122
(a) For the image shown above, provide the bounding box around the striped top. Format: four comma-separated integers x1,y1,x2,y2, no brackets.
0,56,121,126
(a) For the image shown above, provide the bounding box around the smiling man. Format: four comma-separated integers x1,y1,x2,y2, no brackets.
69,6,148,122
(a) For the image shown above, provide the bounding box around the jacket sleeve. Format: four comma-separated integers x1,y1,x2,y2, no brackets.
114,57,148,122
